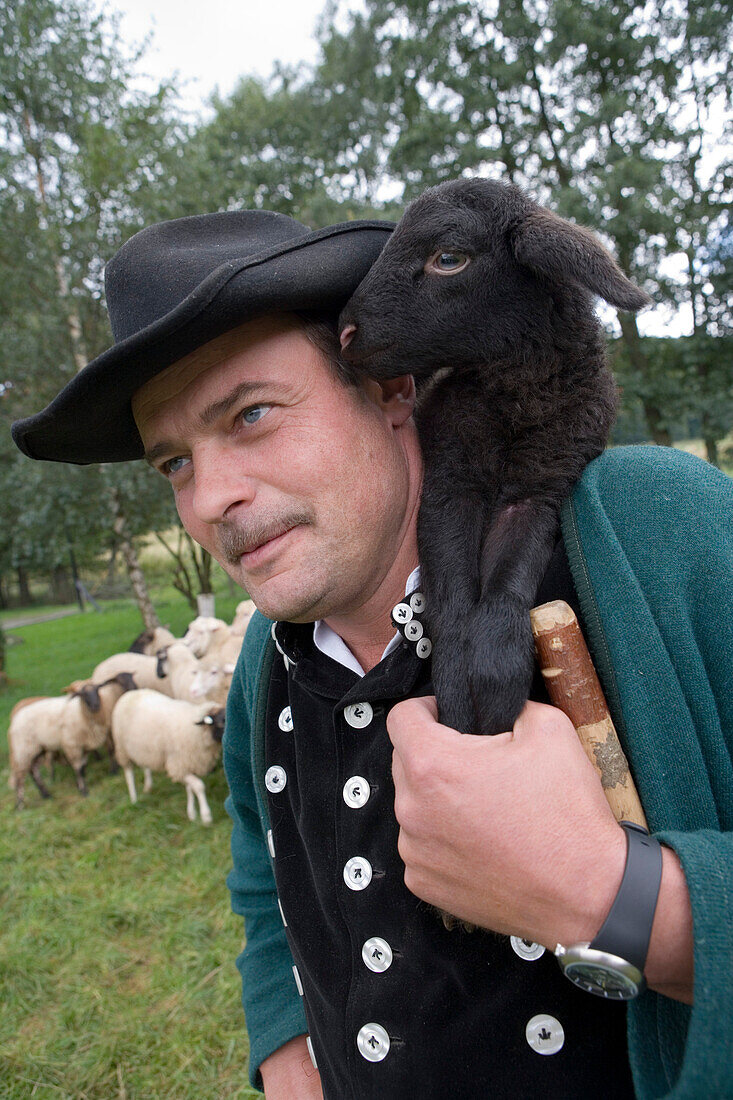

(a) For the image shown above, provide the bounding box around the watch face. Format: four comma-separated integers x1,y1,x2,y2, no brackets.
563,960,642,1000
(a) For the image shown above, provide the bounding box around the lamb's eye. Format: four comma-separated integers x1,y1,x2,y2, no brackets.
425,251,471,275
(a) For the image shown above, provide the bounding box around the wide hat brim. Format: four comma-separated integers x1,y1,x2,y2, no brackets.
11,217,394,464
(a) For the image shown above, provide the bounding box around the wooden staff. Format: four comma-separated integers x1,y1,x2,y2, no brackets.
529,599,647,829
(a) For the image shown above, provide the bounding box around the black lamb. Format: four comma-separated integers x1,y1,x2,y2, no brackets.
338,177,649,737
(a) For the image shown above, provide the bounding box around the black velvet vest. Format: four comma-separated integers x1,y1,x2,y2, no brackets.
263,543,635,1099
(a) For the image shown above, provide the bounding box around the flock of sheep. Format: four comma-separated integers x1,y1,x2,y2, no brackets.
7,600,255,823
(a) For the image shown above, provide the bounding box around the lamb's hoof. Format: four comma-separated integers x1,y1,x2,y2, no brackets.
439,908,478,933
201,816,213,826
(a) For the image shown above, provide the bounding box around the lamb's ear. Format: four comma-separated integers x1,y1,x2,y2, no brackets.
156,650,168,678
512,209,650,311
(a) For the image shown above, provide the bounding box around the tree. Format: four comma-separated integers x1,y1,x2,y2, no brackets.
175,70,398,226
0,0,185,617
309,0,732,455
154,529,214,610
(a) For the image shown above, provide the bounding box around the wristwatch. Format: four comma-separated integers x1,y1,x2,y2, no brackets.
555,821,663,1000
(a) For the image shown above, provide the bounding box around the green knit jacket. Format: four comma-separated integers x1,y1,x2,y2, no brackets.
223,445,733,1098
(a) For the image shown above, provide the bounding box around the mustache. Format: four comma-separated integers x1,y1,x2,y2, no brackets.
217,511,311,564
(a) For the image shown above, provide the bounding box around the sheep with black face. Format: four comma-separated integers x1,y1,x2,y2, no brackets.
8,673,136,807
339,177,649,737
111,690,226,824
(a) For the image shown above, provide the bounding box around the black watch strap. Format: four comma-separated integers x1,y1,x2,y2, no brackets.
589,821,663,973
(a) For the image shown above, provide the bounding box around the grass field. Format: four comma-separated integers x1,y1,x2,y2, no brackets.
0,590,261,1100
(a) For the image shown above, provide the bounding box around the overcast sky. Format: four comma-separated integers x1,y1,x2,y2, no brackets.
103,0,337,111
101,0,692,335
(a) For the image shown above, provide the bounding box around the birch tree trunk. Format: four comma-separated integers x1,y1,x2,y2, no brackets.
24,108,161,629
110,489,160,630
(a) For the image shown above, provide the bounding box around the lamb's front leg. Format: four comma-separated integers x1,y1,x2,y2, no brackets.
421,496,558,736
469,500,559,735
417,489,489,736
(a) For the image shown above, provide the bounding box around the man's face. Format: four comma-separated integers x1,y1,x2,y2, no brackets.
134,315,420,623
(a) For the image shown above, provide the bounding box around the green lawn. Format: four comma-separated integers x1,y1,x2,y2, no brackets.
0,592,260,1099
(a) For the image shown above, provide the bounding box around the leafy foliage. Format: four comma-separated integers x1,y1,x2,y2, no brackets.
1,0,730,610
0,0,185,605
307,0,732,454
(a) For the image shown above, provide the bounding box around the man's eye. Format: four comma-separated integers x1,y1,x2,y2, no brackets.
163,455,190,476
241,404,271,425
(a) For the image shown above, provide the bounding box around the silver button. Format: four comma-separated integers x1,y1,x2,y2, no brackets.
343,776,370,809
362,937,393,973
278,706,293,732
409,591,426,613
292,964,303,996
266,828,276,858
511,936,546,961
265,765,287,793
344,701,373,729
526,1014,565,1055
357,1022,390,1062
344,856,372,890
392,601,413,624
278,897,287,927
416,637,432,659
306,1035,317,1069
404,620,424,642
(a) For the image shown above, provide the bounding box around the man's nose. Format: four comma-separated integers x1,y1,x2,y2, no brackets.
190,445,255,525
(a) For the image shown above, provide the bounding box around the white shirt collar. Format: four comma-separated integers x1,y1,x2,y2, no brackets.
313,566,422,677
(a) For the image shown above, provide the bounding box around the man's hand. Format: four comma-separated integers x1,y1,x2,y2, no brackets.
388,696,629,949
388,696,694,1002
260,1034,323,1099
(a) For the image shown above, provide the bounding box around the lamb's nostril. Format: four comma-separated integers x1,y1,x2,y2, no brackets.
340,324,357,350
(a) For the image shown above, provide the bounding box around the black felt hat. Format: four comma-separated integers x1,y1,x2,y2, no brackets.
11,210,394,464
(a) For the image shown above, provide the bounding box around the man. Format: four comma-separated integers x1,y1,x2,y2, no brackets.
12,208,732,1099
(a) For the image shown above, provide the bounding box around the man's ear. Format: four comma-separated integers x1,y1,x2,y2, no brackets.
370,375,416,426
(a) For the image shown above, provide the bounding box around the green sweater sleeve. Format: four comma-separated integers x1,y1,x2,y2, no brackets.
563,445,733,1099
223,612,307,1091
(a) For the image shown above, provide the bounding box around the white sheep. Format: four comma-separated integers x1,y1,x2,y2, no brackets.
111,689,225,824
188,660,233,706
8,674,135,808
230,599,256,636
201,633,241,673
6,697,58,780
92,651,174,696
156,642,231,704
183,615,243,680
182,616,231,658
